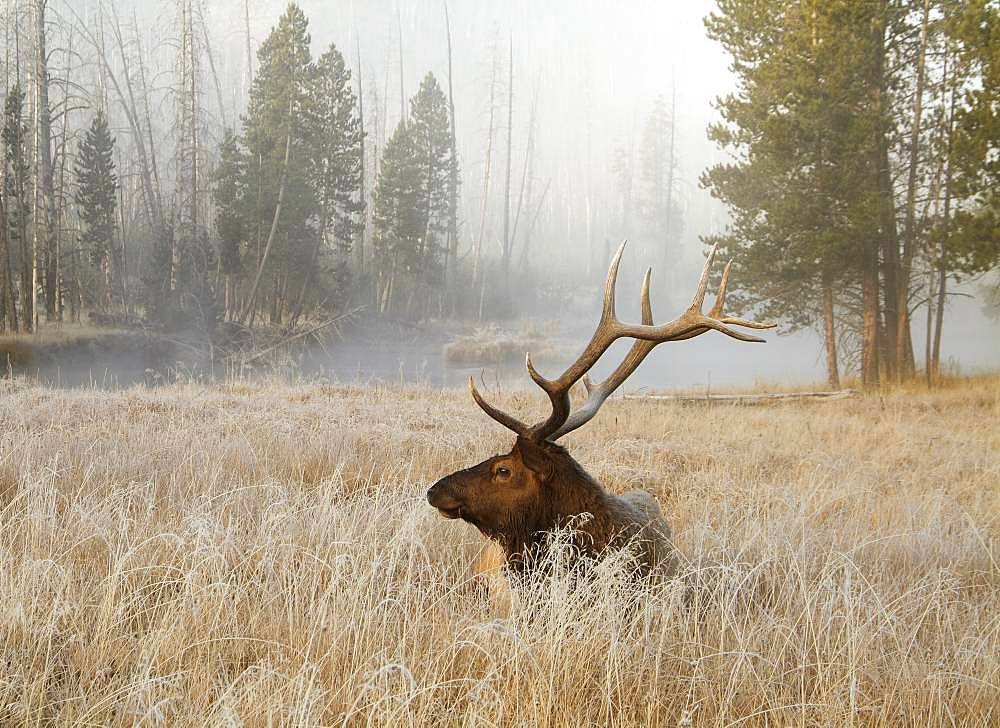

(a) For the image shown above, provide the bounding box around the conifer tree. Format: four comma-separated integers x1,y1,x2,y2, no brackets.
74,111,118,310
371,72,456,318
213,128,247,320
703,0,880,387
241,1,316,324
372,120,423,314
307,43,364,251
409,72,454,269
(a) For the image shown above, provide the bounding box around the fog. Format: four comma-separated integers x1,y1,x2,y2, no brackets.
14,0,998,388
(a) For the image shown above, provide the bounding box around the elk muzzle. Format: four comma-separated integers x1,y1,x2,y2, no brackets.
427,478,464,519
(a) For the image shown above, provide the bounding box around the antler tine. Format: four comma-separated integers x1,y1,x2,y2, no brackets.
524,240,631,441
477,239,631,441
640,267,653,324
549,252,776,440
468,377,531,437
468,239,775,443
708,259,732,318
688,243,719,313
551,268,657,440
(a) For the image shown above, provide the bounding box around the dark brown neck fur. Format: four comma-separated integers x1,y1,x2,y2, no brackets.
486,441,615,573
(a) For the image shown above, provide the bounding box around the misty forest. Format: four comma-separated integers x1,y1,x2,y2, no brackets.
0,0,995,386
0,1,998,726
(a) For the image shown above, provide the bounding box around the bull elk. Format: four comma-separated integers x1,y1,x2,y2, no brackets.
427,241,774,582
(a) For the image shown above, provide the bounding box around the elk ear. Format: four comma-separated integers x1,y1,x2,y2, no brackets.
513,437,553,482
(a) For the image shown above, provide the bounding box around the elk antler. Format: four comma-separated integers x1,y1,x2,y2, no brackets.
469,240,775,442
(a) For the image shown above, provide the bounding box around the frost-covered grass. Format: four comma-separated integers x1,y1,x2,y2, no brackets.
0,375,996,726
443,321,568,365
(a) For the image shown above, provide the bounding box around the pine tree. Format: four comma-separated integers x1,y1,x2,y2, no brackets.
409,72,456,309
703,0,880,387
371,72,456,318
73,111,118,311
949,0,1000,275
372,120,423,314
307,43,364,250
213,128,247,320
294,42,365,321
241,1,316,324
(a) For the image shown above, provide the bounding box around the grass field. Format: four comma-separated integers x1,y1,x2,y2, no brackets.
0,375,997,726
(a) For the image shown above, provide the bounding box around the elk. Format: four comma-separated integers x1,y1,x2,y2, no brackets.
427,241,773,582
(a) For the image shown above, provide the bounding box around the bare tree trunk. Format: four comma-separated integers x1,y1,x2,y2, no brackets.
52,26,78,320
355,37,366,278
501,35,513,304
663,83,677,275
517,178,550,273
932,44,959,381
897,0,931,380
0,192,16,332
862,236,880,387
396,6,405,125
473,39,499,285
33,0,58,322
822,276,840,389
872,1,897,380
510,74,538,254
196,0,227,130
443,2,459,308
244,0,253,88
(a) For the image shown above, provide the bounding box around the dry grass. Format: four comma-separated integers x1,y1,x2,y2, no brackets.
0,375,997,726
443,321,568,365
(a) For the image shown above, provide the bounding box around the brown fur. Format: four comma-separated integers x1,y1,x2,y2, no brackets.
427,437,676,580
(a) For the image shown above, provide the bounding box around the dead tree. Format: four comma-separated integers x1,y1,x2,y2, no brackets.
32,0,59,321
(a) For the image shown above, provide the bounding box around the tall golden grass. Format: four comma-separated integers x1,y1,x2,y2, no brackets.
0,375,996,726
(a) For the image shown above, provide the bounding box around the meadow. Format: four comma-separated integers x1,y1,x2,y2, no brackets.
0,375,996,726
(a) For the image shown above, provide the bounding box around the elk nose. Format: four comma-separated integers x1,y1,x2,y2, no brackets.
427,480,458,508
426,481,445,506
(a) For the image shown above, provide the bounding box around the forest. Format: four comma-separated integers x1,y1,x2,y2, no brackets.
0,0,996,387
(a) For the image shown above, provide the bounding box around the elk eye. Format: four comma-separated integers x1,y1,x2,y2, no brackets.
495,467,511,479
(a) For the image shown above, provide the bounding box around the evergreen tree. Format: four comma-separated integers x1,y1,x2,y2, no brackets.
372,120,423,314
949,0,1000,275
2,86,31,331
307,43,364,250
241,1,317,324
409,72,455,269
213,128,247,320
371,72,456,318
703,0,882,387
74,111,118,309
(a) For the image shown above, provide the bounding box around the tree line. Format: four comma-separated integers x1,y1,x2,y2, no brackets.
0,1,695,342
0,1,466,338
0,0,995,388
703,0,999,386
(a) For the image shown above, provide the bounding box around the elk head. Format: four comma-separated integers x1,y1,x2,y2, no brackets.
428,241,774,574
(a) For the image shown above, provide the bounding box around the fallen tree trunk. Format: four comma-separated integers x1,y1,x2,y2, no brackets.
237,307,362,365
625,390,858,404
